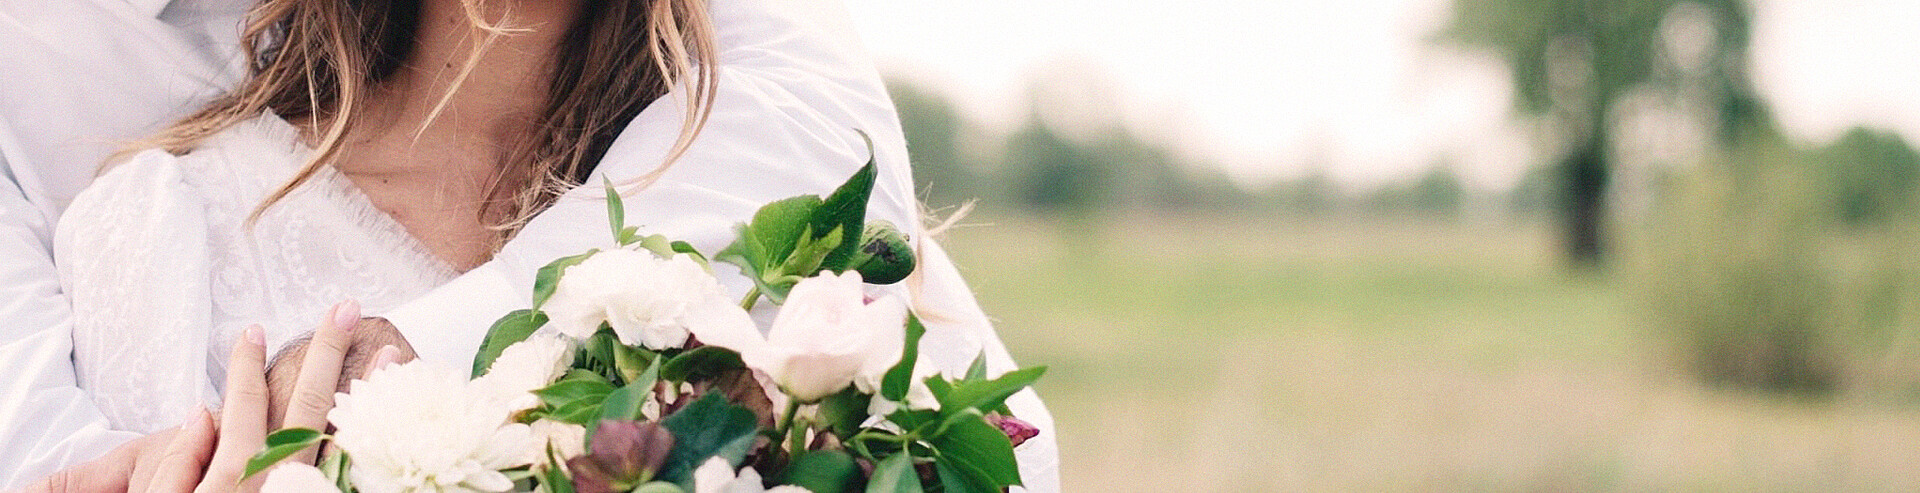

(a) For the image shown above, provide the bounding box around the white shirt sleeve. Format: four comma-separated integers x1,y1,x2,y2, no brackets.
380,0,1061,489
0,120,140,490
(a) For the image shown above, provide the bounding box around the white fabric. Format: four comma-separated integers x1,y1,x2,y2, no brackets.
0,0,1058,489
0,0,246,486
55,116,459,434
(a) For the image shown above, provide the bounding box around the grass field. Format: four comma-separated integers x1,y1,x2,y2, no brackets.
939,214,1920,491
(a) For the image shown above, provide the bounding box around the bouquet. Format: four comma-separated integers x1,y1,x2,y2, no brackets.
244,145,1046,493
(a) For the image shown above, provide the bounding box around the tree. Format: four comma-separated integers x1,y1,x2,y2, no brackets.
1441,0,1763,266
884,78,975,207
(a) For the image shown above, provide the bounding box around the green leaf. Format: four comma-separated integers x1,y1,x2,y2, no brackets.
881,316,927,402
535,375,616,408
775,224,843,286
539,444,577,493
322,450,351,492
605,178,626,243
887,408,940,436
715,224,766,281
669,241,708,265
546,398,604,425
618,225,642,246
815,387,871,439
934,460,995,493
752,195,826,267
812,157,878,272
787,450,861,493
637,234,675,257
865,453,924,493
241,428,327,481
937,367,1046,418
471,309,549,378
929,415,1021,488
598,358,658,422
658,393,761,488
965,352,989,381
533,250,598,309
613,343,657,385
660,346,746,383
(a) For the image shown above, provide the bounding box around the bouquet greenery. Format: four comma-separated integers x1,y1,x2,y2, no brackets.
244,148,1045,493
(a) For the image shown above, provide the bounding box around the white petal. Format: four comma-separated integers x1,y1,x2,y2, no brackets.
685,299,765,352
693,457,739,493
260,463,336,493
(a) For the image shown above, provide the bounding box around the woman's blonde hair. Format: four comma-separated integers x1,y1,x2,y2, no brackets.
131,0,718,232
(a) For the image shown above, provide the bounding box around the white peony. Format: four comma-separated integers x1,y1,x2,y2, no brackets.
740,271,907,402
260,463,336,493
328,359,536,493
692,458,811,493
542,249,756,350
527,418,587,464
472,334,575,413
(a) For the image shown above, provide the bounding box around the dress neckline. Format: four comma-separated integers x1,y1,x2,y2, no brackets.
228,113,466,278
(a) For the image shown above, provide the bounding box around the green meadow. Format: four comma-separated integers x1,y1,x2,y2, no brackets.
943,214,1920,491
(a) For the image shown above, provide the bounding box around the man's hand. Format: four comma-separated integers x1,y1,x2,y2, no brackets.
15,420,205,493
264,314,418,432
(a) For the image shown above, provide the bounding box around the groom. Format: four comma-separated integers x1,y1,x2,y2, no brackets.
0,0,1058,491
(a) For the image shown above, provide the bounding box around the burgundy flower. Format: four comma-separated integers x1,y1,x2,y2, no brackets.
984,413,1039,447
568,420,675,493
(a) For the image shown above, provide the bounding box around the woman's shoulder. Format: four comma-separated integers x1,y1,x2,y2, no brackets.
63,115,305,228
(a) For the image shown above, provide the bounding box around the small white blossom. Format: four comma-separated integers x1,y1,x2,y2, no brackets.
528,419,587,464
543,250,753,350
741,271,907,402
473,334,574,413
328,359,535,493
260,463,336,493
693,458,811,493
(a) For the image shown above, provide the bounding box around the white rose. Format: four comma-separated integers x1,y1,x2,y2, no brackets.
741,271,906,402
260,463,335,493
473,334,574,413
693,458,810,493
328,359,535,493
543,249,750,350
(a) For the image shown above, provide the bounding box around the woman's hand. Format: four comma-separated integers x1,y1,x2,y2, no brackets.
146,300,365,492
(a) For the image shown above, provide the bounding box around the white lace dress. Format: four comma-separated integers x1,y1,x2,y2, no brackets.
53,115,458,433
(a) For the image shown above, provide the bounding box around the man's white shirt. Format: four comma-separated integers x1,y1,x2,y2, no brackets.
0,0,1058,490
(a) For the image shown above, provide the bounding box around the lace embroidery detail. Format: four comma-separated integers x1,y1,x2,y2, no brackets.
58,115,457,433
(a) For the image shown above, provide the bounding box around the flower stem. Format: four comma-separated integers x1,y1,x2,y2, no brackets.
775,399,801,448
740,286,761,310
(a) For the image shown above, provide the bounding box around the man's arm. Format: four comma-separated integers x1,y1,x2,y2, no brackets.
0,120,141,490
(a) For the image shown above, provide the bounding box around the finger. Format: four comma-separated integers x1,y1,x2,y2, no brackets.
369,344,408,374
128,427,181,492
142,407,216,493
282,300,358,466
21,442,138,493
199,325,271,492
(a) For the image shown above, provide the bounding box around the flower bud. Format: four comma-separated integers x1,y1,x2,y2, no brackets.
984,413,1039,447
847,220,914,284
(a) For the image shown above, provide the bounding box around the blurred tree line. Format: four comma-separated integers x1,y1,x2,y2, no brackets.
886,79,1483,220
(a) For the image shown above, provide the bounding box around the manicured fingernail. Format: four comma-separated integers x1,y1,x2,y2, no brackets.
244,325,264,345
333,299,361,331
370,345,403,371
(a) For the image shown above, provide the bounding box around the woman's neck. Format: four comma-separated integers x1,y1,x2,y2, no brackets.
359,0,584,158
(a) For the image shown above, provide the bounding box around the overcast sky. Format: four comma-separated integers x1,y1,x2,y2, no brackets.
841,0,1920,189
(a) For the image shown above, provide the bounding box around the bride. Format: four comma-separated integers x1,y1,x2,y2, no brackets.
40,0,1055,490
